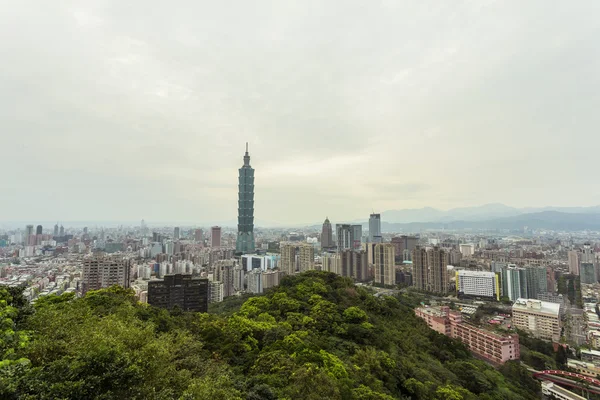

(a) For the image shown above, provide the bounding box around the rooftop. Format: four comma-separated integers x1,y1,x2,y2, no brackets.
512,298,561,316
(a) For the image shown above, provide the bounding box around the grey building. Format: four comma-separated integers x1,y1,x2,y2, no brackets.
321,217,334,249
581,262,596,284
368,213,382,243
236,143,255,254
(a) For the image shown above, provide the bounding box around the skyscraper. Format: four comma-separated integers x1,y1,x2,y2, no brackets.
374,243,395,286
59,225,64,236
174,227,180,240
211,226,221,247
427,247,449,295
236,143,255,254
25,225,34,237
53,223,59,237
194,229,203,243
336,224,363,252
321,217,334,249
412,246,428,290
368,213,382,243
36,225,42,235
568,250,580,275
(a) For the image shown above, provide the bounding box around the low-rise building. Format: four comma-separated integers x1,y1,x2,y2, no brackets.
414,305,519,365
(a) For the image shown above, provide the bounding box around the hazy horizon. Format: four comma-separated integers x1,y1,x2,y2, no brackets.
3,1,600,224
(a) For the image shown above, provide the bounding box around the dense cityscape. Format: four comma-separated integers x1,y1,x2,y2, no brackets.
2,145,600,398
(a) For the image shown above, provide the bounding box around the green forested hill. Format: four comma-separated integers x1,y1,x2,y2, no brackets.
0,271,539,399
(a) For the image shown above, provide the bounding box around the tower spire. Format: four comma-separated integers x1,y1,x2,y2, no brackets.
243,142,250,166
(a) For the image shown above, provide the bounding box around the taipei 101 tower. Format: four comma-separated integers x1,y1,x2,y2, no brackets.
236,143,255,254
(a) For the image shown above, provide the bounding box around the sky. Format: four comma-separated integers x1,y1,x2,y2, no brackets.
2,0,600,226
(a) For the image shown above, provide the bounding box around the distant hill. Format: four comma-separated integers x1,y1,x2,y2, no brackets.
382,211,600,232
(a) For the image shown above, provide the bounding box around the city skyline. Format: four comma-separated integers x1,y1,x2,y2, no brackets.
3,1,600,225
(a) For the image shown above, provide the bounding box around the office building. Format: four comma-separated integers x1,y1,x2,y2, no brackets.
174,227,180,240
280,243,296,275
374,243,395,286
568,250,580,275
392,236,418,262
501,266,528,302
456,270,500,300
59,225,65,236
25,225,34,240
352,225,362,249
582,243,595,263
147,274,209,312
82,255,131,294
321,217,334,249
194,229,203,243
581,262,596,284
36,225,42,235
525,266,548,299
415,306,520,365
236,143,255,254
211,226,221,248
368,213,381,243
53,223,59,237
336,224,362,252
298,243,315,272
428,247,449,294
512,299,561,341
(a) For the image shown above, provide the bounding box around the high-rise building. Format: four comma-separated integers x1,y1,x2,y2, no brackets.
194,229,203,243
427,247,449,294
148,274,209,312
174,227,180,240
392,236,418,262
321,217,334,249
211,226,222,248
340,250,369,282
512,299,561,341
36,225,42,235
214,260,235,298
368,213,382,243
568,250,580,275
581,263,596,284
412,246,428,291
236,143,255,254
374,243,395,286
298,243,315,272
280,243,296,275
501,266,528,301
209,281,224,303
81,255,131,294
336,224,363,252
525,266,548,299
322,253,341,275
25,225,34,238
247,269,263,294
53,223,59,237
59,225,64,237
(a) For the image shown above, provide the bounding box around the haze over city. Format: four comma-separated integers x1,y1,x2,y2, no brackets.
3,0,600,225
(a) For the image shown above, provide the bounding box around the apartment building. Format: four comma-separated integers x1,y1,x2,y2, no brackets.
512,299,561,341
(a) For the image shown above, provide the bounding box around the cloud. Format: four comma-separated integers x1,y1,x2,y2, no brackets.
2,0,600,225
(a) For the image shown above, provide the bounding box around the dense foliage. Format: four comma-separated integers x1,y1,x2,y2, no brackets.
0,272,539,399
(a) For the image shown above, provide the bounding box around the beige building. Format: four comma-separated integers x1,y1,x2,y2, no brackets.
322,253,341,275
412,246,428,291
427,247,449,294
374,243,395,286
512,299,561,341
298,243,315,272
568,250,580,275
280,243,296,275
82,255,130,294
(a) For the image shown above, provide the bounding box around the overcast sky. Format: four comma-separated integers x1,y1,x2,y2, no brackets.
2,1,600,226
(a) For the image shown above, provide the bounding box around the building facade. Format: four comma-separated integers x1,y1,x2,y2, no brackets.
427,247,449,295
512,299,561,341
147,274,209,312
280,243,296,275
374,243,395,286
211,226,222,248
82,255,130,294
236,143,255,254
456,270,500,300
321,217,334,249
368,213,381,243
298,243,315,272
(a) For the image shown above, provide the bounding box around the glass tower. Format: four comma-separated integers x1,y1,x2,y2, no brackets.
236,143,255,254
